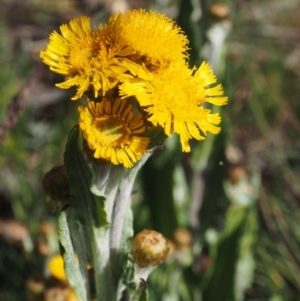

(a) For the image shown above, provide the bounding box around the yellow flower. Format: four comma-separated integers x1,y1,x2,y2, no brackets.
107,9,189,67
120,61,228,152
40,11,189,101
47,254,67,282
78,98,149,168
40,16,135,100
47,254,78,301
40,11,228,157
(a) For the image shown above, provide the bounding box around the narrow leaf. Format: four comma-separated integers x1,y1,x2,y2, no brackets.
58,209,88,301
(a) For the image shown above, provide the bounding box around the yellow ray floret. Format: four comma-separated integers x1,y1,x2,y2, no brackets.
78,98,150,168
40,16,137,100
106,9,189,66
40,11,190,100
120,61,228,152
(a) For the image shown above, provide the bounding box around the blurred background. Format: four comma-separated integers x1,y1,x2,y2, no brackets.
1,0,300,300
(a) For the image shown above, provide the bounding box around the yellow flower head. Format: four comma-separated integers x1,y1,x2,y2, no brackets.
41,11,228,160
78,98,150,168
120,61,228,152
47,254,67,282
40,16,134,100
40,11,188,100
47,254,78,301
108,9,189,67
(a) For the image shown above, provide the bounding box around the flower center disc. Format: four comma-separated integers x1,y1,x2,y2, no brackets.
94,116,131,147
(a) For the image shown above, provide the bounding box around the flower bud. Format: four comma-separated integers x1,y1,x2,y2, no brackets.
131,229,169,268
227,165,247,184
172,228,192,249
209,3,230,21
0,218,29,247
39,221,57,235
37,241,51,256
25,276,45,295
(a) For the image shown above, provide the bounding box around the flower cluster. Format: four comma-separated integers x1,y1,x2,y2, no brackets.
40,9,227,167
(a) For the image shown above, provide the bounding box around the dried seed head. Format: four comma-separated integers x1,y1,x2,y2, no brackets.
131,229,169,268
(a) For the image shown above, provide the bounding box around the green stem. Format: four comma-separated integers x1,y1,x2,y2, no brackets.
92,227,115,301
63,127,153,301
131,279,147,301
110,154,151,252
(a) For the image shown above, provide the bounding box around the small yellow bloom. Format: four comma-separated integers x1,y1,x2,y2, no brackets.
47,254,67,282
78,98,149,168
40,16,135,100
47,254,79,301
40,10,187,101
120,61,228,152
107,9,189,67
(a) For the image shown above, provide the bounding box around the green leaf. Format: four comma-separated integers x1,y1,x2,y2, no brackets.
139,286,149,301
177,0,202,65
63,126,113,300
201,206,249,301
58,209,89,301
141,144,180,237
64,125,109,227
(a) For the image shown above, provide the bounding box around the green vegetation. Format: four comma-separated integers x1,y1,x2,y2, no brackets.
1,0,300,300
